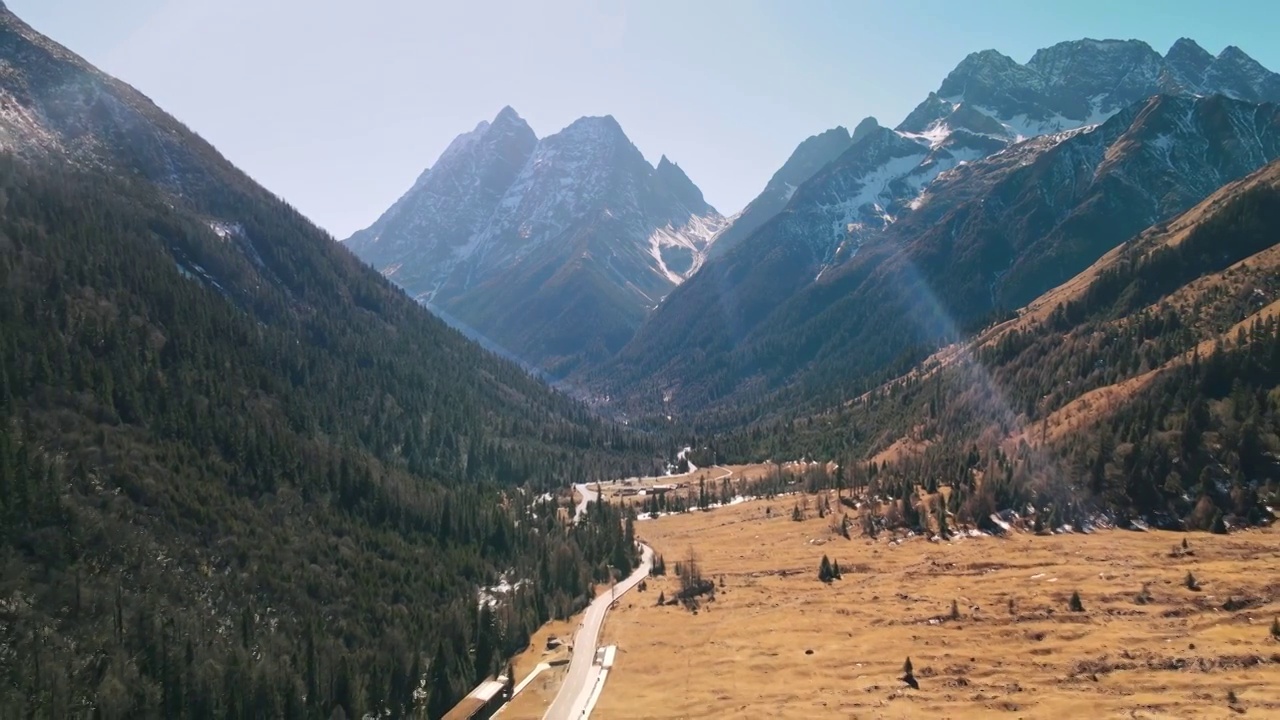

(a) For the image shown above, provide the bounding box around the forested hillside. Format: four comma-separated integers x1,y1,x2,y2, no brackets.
0,4,663,711
691,160,1280,530
0,148,652,717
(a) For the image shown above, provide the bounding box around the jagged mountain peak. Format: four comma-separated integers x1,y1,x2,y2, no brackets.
800,125,853,150
1202,44,1280,103
560,113,626,138
347,107,723,374
655,154,687,176
899,35,1280,151
1167,37,1212,62
953,48,1023,71
1218,45,1253,62
655,154,713,215
704,122,859,260
1027,38,1165,114
1211,44,1274,79
851,116,880,143
493,104,523,123
343,104,538,288
1028,37,1159,69
937,48,1039,101
1163,37,1215,93
535,114,640,168
481,105,532,137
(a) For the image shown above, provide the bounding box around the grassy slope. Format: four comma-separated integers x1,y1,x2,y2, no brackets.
597,495,1280,719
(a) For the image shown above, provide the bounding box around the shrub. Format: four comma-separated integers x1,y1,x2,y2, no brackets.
1135,583,1153,605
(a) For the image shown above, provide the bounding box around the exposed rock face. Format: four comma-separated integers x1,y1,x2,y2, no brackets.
346,110,724,375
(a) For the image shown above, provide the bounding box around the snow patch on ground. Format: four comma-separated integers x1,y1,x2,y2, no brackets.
207,221,240,240
0,91,60,151
818,151,927,249
970,97,1119,142
647,213,728,284
174,259,227,295
898,122,953,149
477,574,528,609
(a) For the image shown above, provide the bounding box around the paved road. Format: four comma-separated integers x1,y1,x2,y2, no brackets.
543,540,652,720
544,465,731,718
572,482,597,524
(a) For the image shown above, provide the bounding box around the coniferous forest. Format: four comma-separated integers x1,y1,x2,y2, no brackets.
0,153,646,718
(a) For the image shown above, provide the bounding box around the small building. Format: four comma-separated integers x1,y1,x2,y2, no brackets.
442,676,508,720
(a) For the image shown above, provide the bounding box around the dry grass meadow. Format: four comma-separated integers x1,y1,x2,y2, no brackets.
593,494,1280,719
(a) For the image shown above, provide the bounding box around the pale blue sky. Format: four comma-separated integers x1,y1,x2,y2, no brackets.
11,0,1280,238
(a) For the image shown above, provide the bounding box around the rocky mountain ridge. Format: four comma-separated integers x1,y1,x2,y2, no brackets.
346,108,725,375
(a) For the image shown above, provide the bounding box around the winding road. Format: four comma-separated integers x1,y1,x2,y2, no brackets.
572,482,598,524
545,465,731,718
542,539,652,720
541,483,651,719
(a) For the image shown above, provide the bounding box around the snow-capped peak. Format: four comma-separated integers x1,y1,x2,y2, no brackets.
345,108,723,370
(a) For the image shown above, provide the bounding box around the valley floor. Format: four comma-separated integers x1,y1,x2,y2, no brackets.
593,495,1280,719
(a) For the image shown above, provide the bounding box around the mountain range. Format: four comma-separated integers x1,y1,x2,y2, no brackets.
345,109,725,376
586,38,1280,421
345,37,1280,404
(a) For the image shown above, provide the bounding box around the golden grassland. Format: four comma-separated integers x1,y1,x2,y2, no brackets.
594,467,724,504
499,615,575,719
594,494,1280,719
596,463,830,509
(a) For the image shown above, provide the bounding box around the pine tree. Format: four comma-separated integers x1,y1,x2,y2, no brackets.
818,555,834,583
1069,591,1085,613
427,643,454,720
1211,511,1228,534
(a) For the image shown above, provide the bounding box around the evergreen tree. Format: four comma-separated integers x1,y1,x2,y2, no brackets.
818,555,834,583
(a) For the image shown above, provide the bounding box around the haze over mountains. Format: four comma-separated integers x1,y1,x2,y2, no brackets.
345,108,725,376
346,37,1280,413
